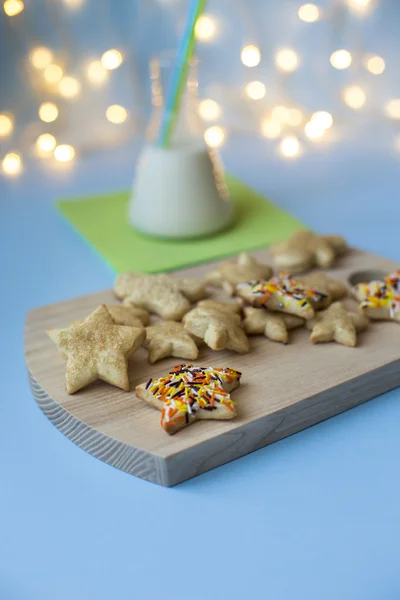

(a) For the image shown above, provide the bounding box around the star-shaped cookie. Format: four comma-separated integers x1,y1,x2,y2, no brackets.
299,272,348,309
270,231,348,273
236,273,327,319
306,301,369,347
145,321,199,364
106,304,149,327
205,252,273,295
47,305,146,394
183,303,249,353
243,307,304,344
114,272,206,321
135,364,242,434
353,270,400,322
196,299,242,315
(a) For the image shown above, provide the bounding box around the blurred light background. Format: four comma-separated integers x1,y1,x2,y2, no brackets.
1,0,400,177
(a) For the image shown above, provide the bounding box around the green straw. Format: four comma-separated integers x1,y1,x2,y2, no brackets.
157,0,207,148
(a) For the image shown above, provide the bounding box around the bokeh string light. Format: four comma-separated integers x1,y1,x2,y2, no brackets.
364,55,385,75
59,76,81,98
54,144,75,163
43,64,64,83
304,119,325,140
241,45,261,67
3,0,400,177
347,0,373,15
342,85,366,109
0,114,13,137
38,102,58,123
245,81,266,100
204,126,225,148
2,152,22,175
36,133,57,156
275,49,299,72
330,49,352,70
261,119,281,139
198,99,221,121
106,105,128,124
311,111,333,129
195,14,218,41
271,106,291,123
29,47,53,70
87,61,109,85
280,136,301,158
101,49,123,70
385,99,400,120
298,4,320,22
61,0,84,9
3,0,24,16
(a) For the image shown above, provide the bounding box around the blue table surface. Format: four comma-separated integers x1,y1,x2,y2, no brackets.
1,133,400,600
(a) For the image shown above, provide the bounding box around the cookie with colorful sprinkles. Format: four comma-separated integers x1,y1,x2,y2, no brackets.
236,273,327,319
135,364,242,434
298,272,348,308
353,271,400,322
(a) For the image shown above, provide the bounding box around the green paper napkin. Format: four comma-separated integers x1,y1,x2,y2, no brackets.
58,175,304,274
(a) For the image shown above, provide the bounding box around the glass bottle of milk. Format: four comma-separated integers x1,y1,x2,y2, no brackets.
129,55,234,239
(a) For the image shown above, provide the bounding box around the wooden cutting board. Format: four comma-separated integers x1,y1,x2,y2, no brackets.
24,248,400,486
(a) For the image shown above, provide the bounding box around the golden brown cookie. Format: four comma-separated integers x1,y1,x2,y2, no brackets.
243,306,304,344
306,301,369,347
205,252,273,295
270,231,348,273
145,321,199,364
135,364,242,434
183,304,249,353
236,273,327,319
353,271,400,322
196,299,242,315
106,304,149,327
47,305,146,394
299,272,348,309
114,272,206,320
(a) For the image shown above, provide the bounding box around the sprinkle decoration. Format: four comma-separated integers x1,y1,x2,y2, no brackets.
149,364,242,432
358,271,400,318
238,273,327,310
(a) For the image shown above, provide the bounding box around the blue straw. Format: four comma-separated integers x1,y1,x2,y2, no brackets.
157,0,206,148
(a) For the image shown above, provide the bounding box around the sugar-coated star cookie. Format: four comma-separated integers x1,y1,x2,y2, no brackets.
299,272,348,309
270,231,348,274
145,321,199,364
183,304,249,353
306,301,369,347
353,271,400,322
243,307,304,344
135,364,242,434
205,252,273,295
47,305,146,394
106,304,149,327
236,273,327,319
114,272,206,320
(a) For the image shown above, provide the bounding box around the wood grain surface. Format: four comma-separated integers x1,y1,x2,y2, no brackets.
24,248,400,486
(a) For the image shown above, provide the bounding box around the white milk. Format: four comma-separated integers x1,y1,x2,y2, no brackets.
129,142,234,238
